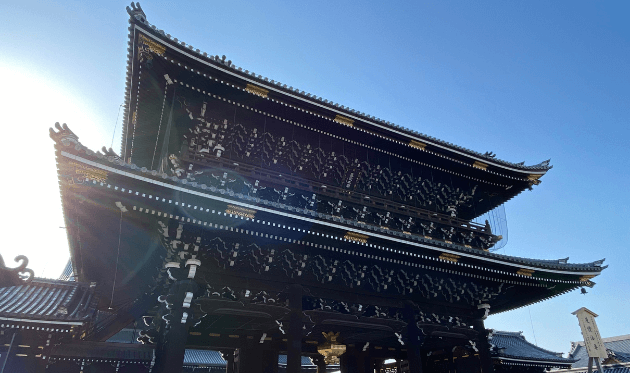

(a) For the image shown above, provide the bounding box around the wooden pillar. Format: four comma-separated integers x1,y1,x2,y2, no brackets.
312,355,327,373
221,350,236,373
472,314,494,373
448,348,456,373
373,358,384,373
286,284,303,373
340,348,359,373
262,349,280,373
404,302,424,373
236,341,264,373
154,310,189,373
357,350,371,373
154,277,199,373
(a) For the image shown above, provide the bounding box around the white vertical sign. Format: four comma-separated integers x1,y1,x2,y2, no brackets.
572,307,608,359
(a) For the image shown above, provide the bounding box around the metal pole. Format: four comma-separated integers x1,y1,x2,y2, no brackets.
0,332,16,373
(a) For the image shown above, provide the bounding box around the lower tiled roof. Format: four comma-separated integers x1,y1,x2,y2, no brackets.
184,350,226,366
490,330,575,367
0,279,97,323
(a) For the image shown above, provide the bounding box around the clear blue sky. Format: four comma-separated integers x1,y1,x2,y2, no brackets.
1,0,628,355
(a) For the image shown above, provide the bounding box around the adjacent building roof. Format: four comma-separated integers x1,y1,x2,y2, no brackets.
184,350,226,366
0,278,98,325
569,334,630,368
490,330,575,368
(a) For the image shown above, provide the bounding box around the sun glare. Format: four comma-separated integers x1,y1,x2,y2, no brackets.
0,62,107,279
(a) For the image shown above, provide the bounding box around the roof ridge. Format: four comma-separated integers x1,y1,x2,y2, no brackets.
121,3,553,173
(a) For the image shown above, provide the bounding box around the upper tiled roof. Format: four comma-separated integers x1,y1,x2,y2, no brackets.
490,330,575,367
570,335,630,368
122,3,552,174
0,279,97,323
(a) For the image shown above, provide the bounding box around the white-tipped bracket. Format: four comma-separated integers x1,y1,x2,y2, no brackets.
183,292,193,308
115,201,128,212
469,340,479,352
186,259,201,279
395,333,405,346
477,303,490,320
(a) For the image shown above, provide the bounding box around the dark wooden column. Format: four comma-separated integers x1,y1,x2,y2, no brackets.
340,349,358,373
472,305,494,373
154,258,201,373
373,358,384,373
236,341,264,373
262,348,280,373
154,281,196,373
356,350,371,373
404,302,425,373
221,350,236,373
286,284,303,373
312,355,327,373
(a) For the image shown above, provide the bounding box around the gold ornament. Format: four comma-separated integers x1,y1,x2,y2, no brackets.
317,332,346,365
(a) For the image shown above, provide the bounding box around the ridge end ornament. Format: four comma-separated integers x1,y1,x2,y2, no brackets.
317,331,347,365
0,254,34,287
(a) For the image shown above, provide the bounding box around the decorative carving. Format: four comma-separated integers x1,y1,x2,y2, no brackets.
159,221,506,306
225,205,256,219
317,332,346,364
0,254,34,287
138,34,166,62
528,174,542,185
165,161,497,249
245,84,269,98
333,115,354,127
516,269,534,277
472,161,488,170
438,253,460,263
343,232,368,244
70,162,108,182
181,102,487,220
409,140,427,150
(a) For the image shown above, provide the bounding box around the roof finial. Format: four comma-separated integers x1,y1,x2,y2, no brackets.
126,2,146,22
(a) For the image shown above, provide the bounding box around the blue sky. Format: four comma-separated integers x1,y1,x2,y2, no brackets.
1,1,628,354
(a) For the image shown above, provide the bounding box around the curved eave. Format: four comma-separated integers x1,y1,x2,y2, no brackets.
120,14,552,178
56,140,605,284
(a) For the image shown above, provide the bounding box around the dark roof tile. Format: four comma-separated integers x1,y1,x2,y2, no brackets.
0,279,97,323
490,330,575,366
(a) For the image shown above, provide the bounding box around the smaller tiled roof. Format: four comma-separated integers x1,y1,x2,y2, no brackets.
184,350,226,366
569,335,630,368
490,330,575,367
0,279,97,323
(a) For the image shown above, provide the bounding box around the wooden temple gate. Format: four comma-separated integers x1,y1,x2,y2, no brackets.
39,3,607,373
